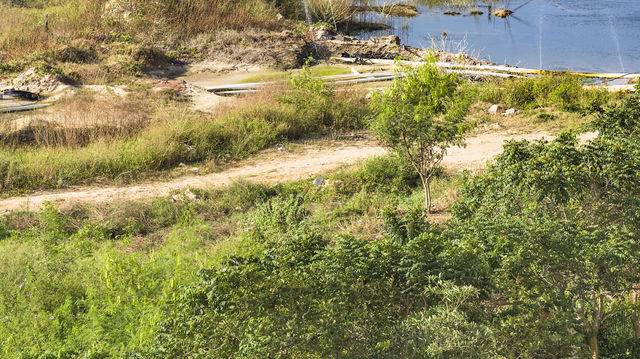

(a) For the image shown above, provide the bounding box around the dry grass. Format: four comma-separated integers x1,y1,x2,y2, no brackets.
0,78,370,192
0,0,288,63
307,0,359,24
0,1,104,61
132,0,280,39
0,88,179,147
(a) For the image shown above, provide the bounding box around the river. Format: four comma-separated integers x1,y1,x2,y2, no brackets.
355,0,640,72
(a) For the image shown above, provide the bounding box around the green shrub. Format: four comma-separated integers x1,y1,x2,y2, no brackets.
334,155,421,195
592,89,640,138
147,209,487,358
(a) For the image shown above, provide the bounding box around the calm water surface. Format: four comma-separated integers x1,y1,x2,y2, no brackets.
357,0,640,72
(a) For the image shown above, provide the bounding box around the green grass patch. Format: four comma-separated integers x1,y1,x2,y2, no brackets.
478,74,616,113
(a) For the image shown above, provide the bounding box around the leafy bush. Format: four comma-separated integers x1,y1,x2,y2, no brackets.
450,127,640,358
399,307,497,359
592,89,640,138
148,207,490,358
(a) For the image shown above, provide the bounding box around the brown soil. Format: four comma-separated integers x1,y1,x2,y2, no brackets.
0,131,597,214
189,29,314,71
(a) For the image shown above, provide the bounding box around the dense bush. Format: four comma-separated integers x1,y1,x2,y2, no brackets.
148,203,493,358
450,112,640,357
592,87,640,138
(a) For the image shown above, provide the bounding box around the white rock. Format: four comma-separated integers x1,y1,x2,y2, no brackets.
184,189,198,201
488,104,504,114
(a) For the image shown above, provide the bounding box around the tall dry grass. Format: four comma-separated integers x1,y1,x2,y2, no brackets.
0,89,156,148
0,0,291,62
0,1,104,61
307,0,359,24
132,0,281,38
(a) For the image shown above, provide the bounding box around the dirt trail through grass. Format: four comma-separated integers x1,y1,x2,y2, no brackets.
0,131,596,214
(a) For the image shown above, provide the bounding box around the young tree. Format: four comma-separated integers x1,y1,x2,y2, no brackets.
369,59,474,212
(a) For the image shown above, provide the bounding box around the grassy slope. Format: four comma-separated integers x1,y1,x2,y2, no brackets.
0,0,305,84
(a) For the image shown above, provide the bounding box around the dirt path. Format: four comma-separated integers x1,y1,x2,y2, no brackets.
0,131,596,214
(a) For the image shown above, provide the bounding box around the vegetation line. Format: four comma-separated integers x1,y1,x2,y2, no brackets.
333,57,640,79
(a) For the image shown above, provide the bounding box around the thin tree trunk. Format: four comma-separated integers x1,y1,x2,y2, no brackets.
426,178,432,213
587,333,599,359
418,172,431,213
586,293,603,359
632,288,640,339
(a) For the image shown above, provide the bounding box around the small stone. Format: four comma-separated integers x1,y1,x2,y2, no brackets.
313,177,325,187
488,104,504,114
503,108,518,116
190,167,200,173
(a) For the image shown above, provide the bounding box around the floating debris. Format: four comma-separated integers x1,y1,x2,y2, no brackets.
491,9,513,18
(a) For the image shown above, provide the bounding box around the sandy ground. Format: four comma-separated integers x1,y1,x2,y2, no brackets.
0,131,597,214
